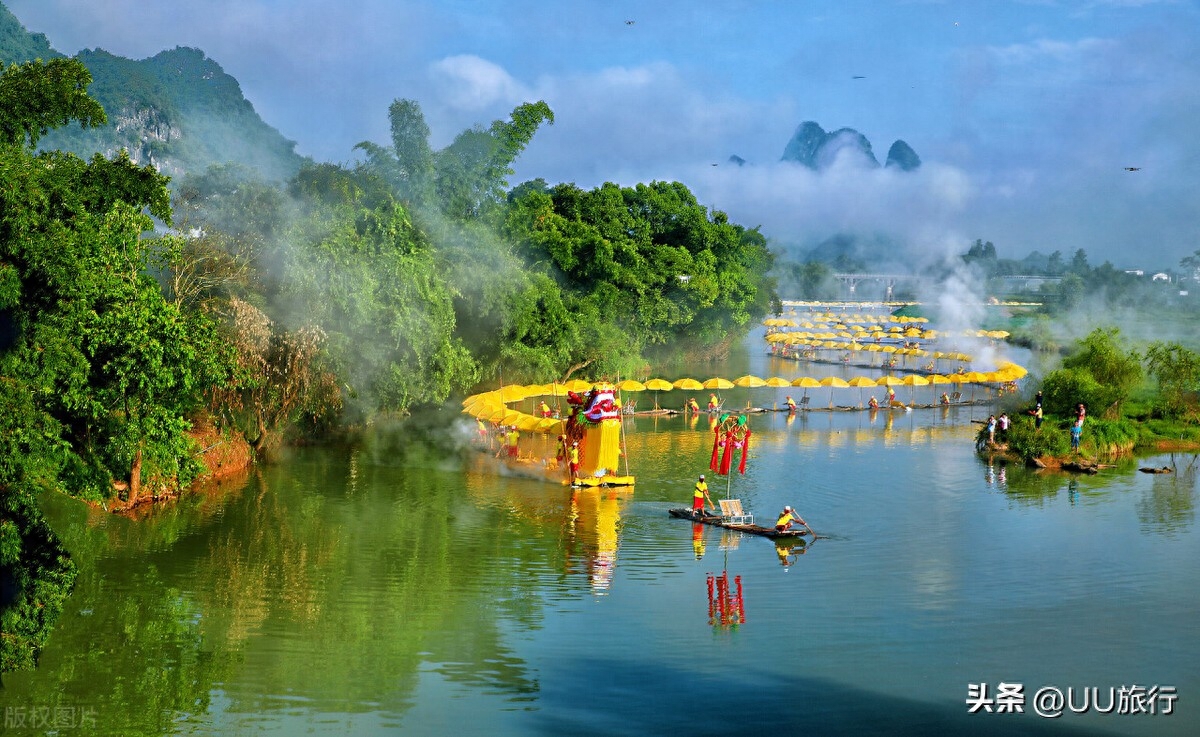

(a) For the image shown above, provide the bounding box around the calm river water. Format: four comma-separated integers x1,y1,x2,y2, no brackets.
3,339,1198,736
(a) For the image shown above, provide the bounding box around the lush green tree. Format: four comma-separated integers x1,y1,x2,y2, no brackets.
357,98,554,221
1068,248,1091,275
0,57,105,148
506,180,774,347
279,165,478,416
435,100,554,220
1144,341,1200,417
1052,327,1143,418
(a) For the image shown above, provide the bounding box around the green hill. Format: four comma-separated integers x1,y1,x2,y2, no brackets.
0,3,304,181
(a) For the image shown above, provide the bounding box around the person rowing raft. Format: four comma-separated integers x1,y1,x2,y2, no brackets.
775,505,806,533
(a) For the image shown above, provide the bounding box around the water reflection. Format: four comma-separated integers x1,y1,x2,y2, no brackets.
1137,456,1197,534
565,487,628,593
706,571,745,627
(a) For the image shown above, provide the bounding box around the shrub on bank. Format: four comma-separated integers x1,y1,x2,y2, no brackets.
989,416,1070,459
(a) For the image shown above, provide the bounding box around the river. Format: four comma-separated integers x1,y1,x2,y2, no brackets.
2,335,1198,736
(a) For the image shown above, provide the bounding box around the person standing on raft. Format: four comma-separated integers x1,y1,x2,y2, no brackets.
693,474,714,515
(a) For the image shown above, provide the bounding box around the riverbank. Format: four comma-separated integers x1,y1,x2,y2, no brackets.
100,421,254,515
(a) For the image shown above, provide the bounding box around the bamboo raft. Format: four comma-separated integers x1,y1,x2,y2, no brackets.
669,507,810,539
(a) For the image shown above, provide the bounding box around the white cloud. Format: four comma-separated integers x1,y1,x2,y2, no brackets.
429,55,530,112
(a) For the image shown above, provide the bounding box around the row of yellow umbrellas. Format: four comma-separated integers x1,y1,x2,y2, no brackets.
463,364,1028,417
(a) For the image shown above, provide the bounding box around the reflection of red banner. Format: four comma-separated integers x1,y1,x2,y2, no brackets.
707,571,746,627
710,416,752,475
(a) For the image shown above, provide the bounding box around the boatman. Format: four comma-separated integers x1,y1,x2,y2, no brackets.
687,397,700,413
707,394,719,411
868,395,879,410
786,395,797,412
693,474,714,515
775,506,806,533
507,426,520,458
539,400,552,418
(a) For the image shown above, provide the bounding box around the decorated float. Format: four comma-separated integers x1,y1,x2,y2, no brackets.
463,381,634,487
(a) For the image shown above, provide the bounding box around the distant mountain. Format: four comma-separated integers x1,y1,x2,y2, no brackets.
0,3,304,182
884,140,921,171
780,121,920,172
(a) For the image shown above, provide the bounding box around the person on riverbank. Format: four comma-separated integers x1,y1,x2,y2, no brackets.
775,506,806,533
1076,403,1087,425
1071,420,1082,452
998,413,1010,440
986,415,997,444
693,475,714,514
1031,403,1043,431
506,427,520,457
539,400,552,418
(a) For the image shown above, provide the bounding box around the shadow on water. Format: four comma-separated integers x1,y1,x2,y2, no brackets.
533,658,1123,737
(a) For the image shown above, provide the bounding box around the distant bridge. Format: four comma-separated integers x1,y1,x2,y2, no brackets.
832,273,932,300
830,273,1062,299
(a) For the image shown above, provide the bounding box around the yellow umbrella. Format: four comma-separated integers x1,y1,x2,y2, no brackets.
902,375,930,386
996,362,1028,379
881,345,898,353
541,383,571,397
644,378,674,391
876,375,904,386
765,377,792,387
515,413,543,431
733,375,767,388
766,332,790,343
928,374,953,385
498,385,528,402
703,378,735,390
820,376,850,407
793,376,822,388
846,377,876,406
618,379,647,392
483,406,508,422
564,379,593,393
501,409,523,425
673,378,704,391
535,417,563,434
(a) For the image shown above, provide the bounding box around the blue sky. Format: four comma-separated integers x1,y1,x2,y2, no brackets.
7,0,1199,270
